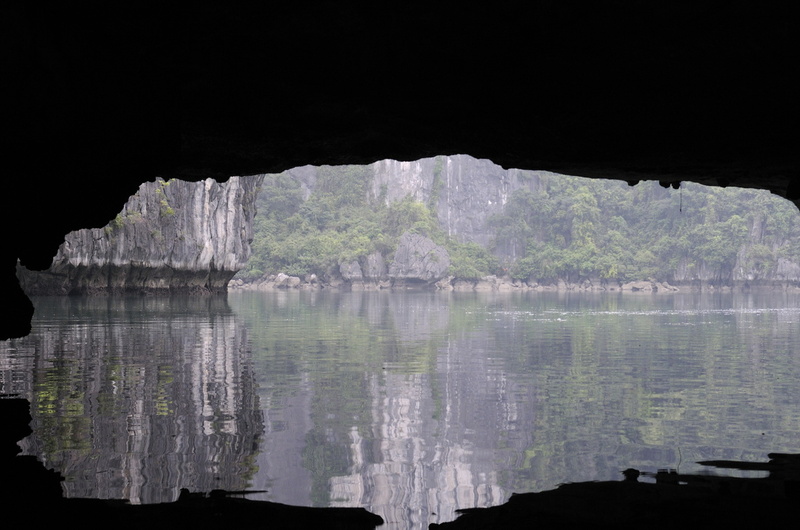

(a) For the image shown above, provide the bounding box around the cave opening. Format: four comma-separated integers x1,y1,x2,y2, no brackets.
4,155,800,530
3,3,799,528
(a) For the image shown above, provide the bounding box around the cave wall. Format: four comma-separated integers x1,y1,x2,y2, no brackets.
3,2,797,338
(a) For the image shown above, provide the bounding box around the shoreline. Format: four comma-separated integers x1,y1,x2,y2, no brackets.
229,274,800,294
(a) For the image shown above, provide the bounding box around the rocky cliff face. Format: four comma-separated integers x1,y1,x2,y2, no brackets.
265,155,800,290
669,255,800,286
372,155,546,248
388,232,451,285
18,176,264,295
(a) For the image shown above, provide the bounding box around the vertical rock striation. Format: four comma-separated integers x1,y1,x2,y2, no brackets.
18,176,264,295
371,155,546,248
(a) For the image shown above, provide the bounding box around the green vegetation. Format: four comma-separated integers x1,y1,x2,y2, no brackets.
241,164,499,280
241,163,800,284
490,175,800,283
155,178,175,216
244,166,386,278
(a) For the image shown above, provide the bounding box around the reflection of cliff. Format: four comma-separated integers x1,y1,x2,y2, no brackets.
224,291,532,526
386,291,452,344
3,296,263,503
252,373,315,506
329,372,503,527
327,332,525,527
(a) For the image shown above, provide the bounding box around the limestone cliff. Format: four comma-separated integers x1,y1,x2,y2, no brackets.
247,155,800,291
371,155,545,249
18,176,264,295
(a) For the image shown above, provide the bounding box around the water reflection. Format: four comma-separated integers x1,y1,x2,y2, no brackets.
229,290,800,527
236,291,507,526
3,290,800,529
1,296,262,504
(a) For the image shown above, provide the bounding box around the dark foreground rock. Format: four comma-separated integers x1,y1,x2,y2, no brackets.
54,493,384,530
431,460,800,529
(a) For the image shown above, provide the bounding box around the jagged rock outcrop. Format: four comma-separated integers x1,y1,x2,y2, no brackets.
620,280,679,293
341,252,390,289
388,232,450,284
362,251,387,281
774,258,800,281
18,176,264,295
672,256,800,287
339,260,363,282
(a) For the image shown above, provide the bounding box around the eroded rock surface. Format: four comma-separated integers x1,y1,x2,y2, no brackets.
18,176,264,295
388,232,450,284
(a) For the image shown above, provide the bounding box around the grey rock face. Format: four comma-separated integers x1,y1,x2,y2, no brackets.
388,232,450,283
774,258,800,281
273,273,301,288
372,155,546,251
362,251,387,281
18,176,264,295
339,260,363,281
621,280,655,292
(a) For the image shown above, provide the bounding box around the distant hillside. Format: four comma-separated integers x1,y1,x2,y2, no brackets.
237,155,800,290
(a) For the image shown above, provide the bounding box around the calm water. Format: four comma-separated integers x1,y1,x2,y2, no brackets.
3,290,800,528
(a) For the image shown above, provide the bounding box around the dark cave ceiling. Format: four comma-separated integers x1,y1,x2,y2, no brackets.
2,2,797,339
